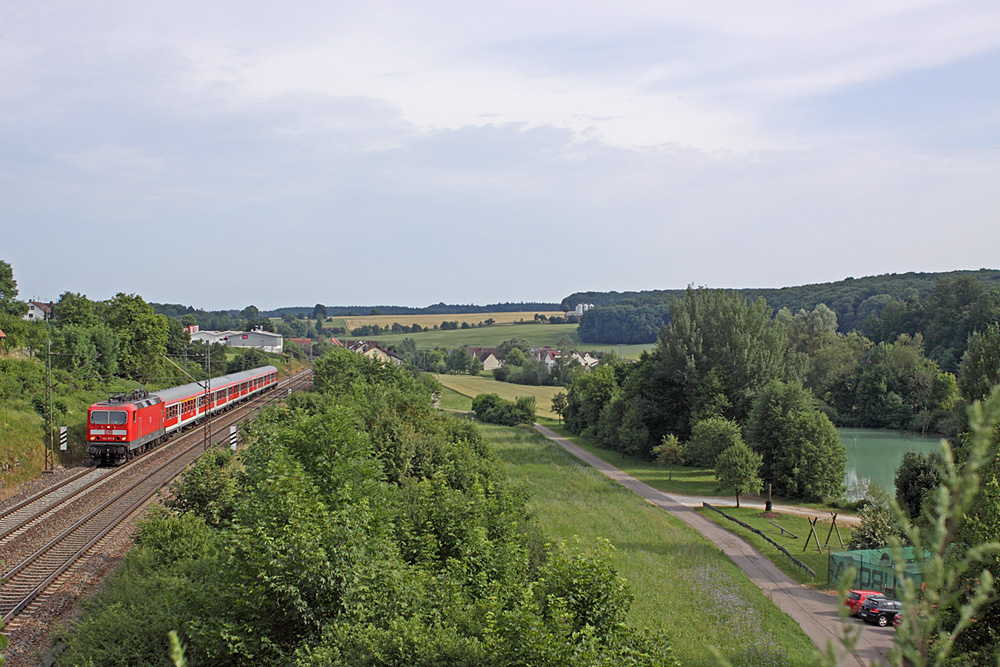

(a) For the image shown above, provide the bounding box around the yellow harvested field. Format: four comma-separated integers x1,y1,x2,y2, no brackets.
435,374,563,420
341,311,565,329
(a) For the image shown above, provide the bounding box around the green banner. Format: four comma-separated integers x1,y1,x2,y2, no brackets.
828,547,923,597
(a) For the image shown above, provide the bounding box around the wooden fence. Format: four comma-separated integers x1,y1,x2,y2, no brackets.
702,502,816,581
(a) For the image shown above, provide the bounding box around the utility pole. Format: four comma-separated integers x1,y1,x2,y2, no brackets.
161,353,212,451
45,338,54,472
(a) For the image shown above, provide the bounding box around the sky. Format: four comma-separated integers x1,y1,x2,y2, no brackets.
2,1,999,310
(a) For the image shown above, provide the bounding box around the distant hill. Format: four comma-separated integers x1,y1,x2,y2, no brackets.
565,269,1000,345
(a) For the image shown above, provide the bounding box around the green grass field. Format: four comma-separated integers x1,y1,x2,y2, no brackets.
537,423,859,588
698,505,853,587
348,322,653,359
436,386,473,412
335,311,566,329
435,374,563,419
542,423,723,495
485,423,819,666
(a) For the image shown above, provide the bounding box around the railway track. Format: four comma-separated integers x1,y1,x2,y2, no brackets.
0,369,312,629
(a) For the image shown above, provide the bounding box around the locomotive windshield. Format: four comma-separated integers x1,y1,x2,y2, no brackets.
91,410,127,425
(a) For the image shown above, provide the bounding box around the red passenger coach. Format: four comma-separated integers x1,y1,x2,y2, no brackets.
87,365,278,465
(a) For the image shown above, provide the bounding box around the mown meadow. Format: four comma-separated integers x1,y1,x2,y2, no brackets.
436,373,564,419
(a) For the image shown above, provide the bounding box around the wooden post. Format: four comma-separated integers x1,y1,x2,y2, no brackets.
825,512,845,548
803,517,824,553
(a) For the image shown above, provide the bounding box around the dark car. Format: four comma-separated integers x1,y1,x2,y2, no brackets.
845,590,885,616
859,597,902,626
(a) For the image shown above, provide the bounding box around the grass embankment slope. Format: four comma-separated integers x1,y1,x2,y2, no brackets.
0,409,46,502
486,423,818,667
436,374,563,420
538,424,857,587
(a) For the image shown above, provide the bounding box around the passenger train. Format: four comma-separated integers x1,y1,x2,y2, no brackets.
86,365,278,465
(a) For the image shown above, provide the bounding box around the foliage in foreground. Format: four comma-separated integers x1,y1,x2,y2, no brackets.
59,348,674,667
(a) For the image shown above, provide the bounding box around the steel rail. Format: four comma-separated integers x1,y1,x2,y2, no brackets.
0,369,311,625
0,372,307,545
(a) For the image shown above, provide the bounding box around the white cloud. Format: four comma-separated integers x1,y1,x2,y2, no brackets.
2,1,999,308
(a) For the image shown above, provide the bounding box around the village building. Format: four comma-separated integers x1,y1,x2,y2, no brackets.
464,347,503,371
189,328,284,354
23,300,54,322
346,340,404,366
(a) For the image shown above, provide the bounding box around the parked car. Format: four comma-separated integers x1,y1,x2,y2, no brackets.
859,597,902,626
845,590,885,616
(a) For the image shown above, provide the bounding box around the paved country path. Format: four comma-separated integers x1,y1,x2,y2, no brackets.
532,423,895,667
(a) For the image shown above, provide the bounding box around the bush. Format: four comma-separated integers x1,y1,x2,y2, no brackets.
472,393,536,426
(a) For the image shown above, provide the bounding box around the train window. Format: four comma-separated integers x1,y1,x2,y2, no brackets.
105,411,127,425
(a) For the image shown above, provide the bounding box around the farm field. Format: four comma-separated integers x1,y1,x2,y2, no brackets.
435,374,563,420
485,423,819,666
331,311,566,330
348,321,654,358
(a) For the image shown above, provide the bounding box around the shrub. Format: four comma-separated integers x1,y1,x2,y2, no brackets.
472,393,535,426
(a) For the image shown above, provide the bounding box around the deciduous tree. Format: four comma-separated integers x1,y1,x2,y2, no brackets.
103,293,169,380
894,451,942,520
959,323,1000,403
685,416,744,468
715,440,763,507
747,380,845,501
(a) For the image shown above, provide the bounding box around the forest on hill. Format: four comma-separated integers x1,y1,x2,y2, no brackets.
570,269,1000,364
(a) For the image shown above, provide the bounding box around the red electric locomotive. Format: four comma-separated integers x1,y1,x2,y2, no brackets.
87,365,278,465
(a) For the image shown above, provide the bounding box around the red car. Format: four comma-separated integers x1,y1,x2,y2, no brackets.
845,590,885,616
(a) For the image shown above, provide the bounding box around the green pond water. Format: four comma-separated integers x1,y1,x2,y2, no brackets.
839,428,943,498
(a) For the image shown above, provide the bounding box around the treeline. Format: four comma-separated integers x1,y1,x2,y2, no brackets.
58,347,675,666
567,269,1000,344
267,300,562,318
559,287,1000,502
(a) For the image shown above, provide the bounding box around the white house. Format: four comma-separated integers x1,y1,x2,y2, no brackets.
190,329,284,354
465,347,503,371
23,300,54,322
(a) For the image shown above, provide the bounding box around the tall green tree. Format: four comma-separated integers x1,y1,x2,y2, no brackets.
685,416,745,468
959,323,1000,403
623,288,805,440
715,440,763,508
747,380,846,501
894,451,942,520
103,293,169,381
53,291,99,327
921,275,1000,372
0,259,27,316
652,434,684,480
